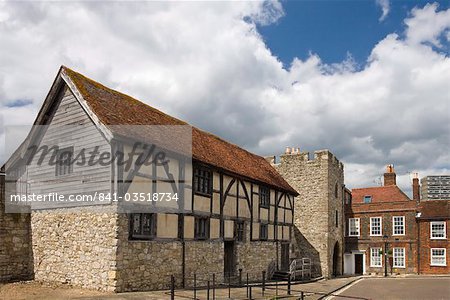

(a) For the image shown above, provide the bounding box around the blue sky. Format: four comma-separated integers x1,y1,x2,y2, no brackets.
258,0,450,66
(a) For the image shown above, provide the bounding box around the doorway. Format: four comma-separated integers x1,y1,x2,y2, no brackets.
280,243,290,271
354,254,364,274
224,241,235,277
332,242,340,276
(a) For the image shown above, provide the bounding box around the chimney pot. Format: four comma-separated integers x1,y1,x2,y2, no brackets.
285,147,291,154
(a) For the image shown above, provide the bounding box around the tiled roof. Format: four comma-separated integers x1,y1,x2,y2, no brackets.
351,185,411,203
418,200,450,219
63,67,297,194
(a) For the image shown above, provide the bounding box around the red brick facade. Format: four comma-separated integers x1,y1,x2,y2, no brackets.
417,201,449,274
344,173,449,276
345,197,418,275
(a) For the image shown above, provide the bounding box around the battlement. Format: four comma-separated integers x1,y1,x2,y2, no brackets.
265,148,344,170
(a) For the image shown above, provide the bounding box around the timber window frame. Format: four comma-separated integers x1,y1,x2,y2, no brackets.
370,217,382,236
348,218,360,237
194,216,209,240
259,186,270,208
129,213,156,240
55,146,74,176
430,248,446,266
393,247,405,268
235,220,245,242
363,195,372,203
260,223,268,240
370,247,382,267
193,166,212,196
393,216,405,236
430,221,446,239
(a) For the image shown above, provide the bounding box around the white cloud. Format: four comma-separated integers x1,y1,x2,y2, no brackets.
0,1,449,196
376,0,390,22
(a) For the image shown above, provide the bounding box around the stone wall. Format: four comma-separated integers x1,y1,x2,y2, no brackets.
272,150,344,278
31,208,118,291
0,172,33,282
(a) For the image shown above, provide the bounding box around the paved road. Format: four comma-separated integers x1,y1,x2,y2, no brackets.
330,277,450,300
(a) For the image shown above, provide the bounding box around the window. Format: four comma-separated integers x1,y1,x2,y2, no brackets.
335,210,339,228
335,183,339,198
370,217,382,236
431,248,446,266
235,221,245,242
393,216,405,235
260,223,268,240
393,248,405,268
430,221,446,239
348,218,360,237
370,248,382,267
194,217,209,240
55,147,74,176
259,186,270,207
363,195,372,203
130,213,156,240
193,167,212,196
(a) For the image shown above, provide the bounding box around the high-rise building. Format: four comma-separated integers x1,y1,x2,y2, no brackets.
420,175,450,200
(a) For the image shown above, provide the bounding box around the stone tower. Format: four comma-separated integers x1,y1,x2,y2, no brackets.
267,149,344,278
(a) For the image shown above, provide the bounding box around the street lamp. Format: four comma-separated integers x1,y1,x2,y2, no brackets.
383,234,389,277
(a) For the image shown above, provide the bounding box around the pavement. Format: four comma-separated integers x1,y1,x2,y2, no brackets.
76,277,360,299
326,276,450,300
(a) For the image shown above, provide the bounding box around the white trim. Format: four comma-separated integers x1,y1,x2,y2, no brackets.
430,221,446,240
393,216,405,236
393,247,406,268
430,248,447,266
61,70,113,142
370,216,382,236
348,218,360,237
370,247,382,267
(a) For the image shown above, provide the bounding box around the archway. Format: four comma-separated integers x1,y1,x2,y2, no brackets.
332,242,340,277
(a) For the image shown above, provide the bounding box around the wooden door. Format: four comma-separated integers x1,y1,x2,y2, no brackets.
224,241,235,277
354,254,364,274
281,243,290,271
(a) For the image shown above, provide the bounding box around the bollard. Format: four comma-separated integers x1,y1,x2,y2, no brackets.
262,271,266,296
212,273,216,300
207,280,210,300
170,275,175,300
194,273,197,300
300,291,304,300
287,273,291,295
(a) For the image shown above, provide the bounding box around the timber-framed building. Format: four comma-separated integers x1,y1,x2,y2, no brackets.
2,66,298,292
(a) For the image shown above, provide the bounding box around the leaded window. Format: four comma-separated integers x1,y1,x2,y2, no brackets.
194,167,212,196
130,213,156,240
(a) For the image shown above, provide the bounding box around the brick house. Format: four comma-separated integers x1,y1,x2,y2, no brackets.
417,200,449,274
344,166,418,275
2,66,298,291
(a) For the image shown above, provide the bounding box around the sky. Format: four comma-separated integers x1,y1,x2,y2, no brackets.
0,0,449,196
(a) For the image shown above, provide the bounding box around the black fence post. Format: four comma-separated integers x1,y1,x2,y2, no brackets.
239,268,243,286
170,275,175,300
228,272,231,299
246,273,249,298
287,273,291,295
207,280,210,300
275,279,278,296
262,271,266,296
300,291,304,300
249,285,252,300
194,273,197,300
212,273,216,300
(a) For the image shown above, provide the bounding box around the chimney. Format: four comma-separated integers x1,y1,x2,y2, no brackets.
412,172,420,202
383,164,396,186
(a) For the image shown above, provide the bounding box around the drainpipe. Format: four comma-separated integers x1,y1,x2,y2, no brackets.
417,220,420,275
